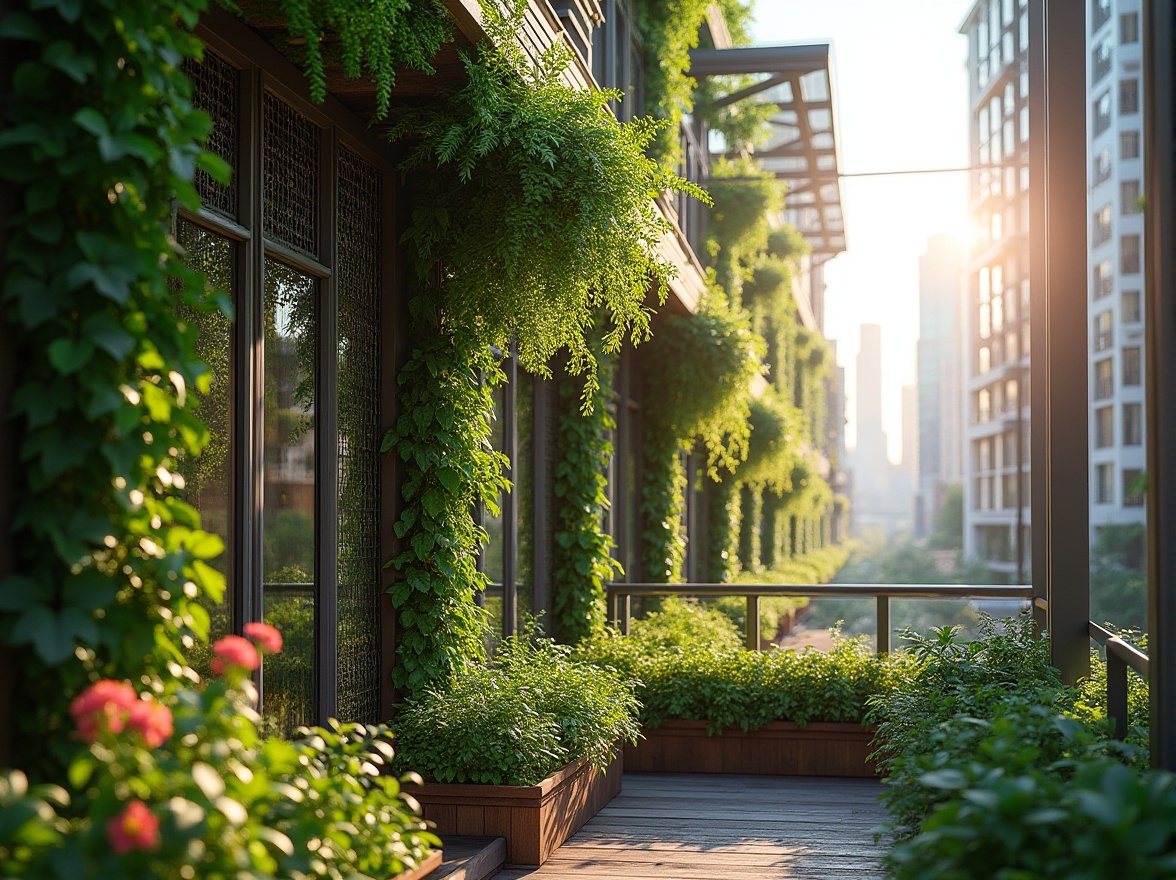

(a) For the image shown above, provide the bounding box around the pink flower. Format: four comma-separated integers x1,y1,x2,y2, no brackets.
126,699,173,749
107,800,160,855
69,680,137,743
243,622,283,655
210,635,259,675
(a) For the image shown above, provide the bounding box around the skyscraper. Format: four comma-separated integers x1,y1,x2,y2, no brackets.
915,234,964,539
850,323,907,532
960,0,1032,577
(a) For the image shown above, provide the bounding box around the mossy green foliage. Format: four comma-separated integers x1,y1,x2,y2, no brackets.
552,357,622,644
704,478,740,583
391,631,641,786
392,0,706,399
0,0,231,770
639,436,688,583
272,0,451,119
575,610,911,733
386,2,706,689
705,157,784,294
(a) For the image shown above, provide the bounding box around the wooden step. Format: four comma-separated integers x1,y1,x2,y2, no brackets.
429,836,507,880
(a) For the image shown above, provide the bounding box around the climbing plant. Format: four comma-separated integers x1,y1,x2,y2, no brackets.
0,0,229,770
391,0,706,400
386,0,706,689
268,0,451,118
552,354,622,644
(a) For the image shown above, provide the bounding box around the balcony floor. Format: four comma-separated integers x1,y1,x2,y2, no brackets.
495,773,888,879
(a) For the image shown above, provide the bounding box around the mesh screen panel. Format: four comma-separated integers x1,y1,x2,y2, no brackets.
336,147,382,724
184,50,238,218
263,93,320,256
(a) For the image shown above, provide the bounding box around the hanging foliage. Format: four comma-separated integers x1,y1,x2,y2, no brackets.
391,0,707,402
737,392,803,494
640,436,688,583
705,158,785,295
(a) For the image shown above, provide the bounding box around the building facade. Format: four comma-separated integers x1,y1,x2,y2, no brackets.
1087,0,1147,540
960,0,1032,578
915,233,964,539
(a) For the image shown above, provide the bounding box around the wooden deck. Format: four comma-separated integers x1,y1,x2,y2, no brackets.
494,774,888,879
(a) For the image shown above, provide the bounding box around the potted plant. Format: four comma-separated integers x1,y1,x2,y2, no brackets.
391,632,640,866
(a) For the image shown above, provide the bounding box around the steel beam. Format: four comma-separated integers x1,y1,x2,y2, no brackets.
1029,0,1090,683
1144,0,1176,771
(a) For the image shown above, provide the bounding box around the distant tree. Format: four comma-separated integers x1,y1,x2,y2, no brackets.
929,485,964,551
1090,523,1147,632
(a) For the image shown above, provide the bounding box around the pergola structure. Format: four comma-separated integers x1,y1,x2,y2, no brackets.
689,44,846,260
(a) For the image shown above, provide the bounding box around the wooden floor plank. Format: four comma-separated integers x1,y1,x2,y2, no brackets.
496,773,888,878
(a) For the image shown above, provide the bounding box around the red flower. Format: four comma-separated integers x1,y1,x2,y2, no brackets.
107,800,160,855
126,699,174,749
210,635,260,675
69,680,137,743
243,622,283,655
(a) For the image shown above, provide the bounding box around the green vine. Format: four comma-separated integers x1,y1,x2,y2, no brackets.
391,0,705,400
0,0,227,770
387,1,705,689
269,0,451,119
640,436,687,583
704,478,739,583
552,354,622,644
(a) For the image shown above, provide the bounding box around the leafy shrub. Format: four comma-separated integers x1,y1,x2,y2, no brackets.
1,629,436,879
623,597,742,652
391,632,641,786
575,625,911,733
886,727,1176,879
1074,629,1150,749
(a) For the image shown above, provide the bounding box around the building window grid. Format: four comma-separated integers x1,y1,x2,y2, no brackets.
1123,347,1142,385
1121,12,1140,43
1120,79,1140,115
1123,403,1143,446
1121,180,1142,214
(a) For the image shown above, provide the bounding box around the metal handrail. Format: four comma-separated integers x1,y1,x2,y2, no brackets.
1089,620,1150,740
605,582,1033,653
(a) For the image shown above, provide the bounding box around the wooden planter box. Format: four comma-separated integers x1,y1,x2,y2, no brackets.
625,720,877,778
403,752,622,867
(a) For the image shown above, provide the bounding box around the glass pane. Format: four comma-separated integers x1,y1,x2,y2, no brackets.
482,382,507,638
1086,8,1147,635
176,221,234,658
262,258,316,735
516,375,534,620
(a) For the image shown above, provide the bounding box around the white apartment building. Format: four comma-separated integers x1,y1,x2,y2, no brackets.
1087,0,1147,539
960,0,1032,579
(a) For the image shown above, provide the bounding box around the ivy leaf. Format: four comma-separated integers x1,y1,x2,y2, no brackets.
12,606,95,665
0,575,42,612
0,12,45,40
82,313,135,360
436,466,462,495
47,337,94,375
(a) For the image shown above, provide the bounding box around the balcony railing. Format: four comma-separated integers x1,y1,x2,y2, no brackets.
1089,620,1149,740
605,581,1033,652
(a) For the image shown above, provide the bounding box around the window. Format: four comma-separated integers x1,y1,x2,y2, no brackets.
1123,346,1142,385
1095,406,1114,448
1094,358,1114,399
1093,259,1114,298
1120,79,1140,115
977,388,991,423
1123,403,1142,446
1123,290,1142,323
1092,0,1112,31
1092,38,1112,83
1121,130,1141,159
1124,469,1145,507
1121,12,1139,43
1096,463,1114,504
1094,310,1113,351
182,48,388,731
1121,180,1142,213
1093,148,1112,186
1093,204,1113,246
1122,234,1142,274
1094,91,1112,135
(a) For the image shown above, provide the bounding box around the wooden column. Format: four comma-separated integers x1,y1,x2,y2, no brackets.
1028,0,1090,683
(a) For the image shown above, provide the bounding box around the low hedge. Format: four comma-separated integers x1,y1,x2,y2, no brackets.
574,600,911,732
390,632,640,786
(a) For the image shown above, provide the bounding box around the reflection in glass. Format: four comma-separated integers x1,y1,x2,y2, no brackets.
262,258,316,735
482,382,507,639
176,221,234,656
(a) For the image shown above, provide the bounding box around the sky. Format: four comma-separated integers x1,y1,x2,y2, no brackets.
750,0,975,461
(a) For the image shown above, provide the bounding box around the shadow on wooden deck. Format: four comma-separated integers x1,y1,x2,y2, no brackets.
494,773,888,879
